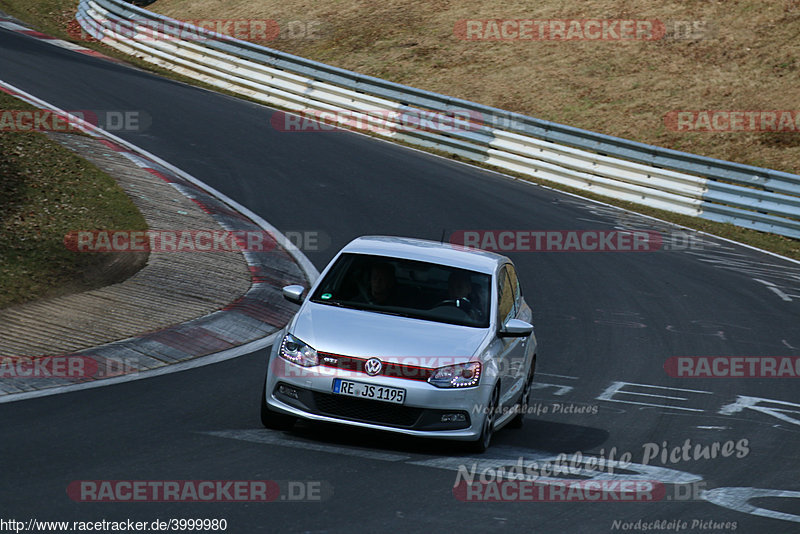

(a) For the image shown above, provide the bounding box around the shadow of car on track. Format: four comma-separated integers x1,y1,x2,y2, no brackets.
270,417,610,458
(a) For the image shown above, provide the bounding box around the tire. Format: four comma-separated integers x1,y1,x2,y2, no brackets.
509,355,536,429
260,380,296,431
468,387,499,453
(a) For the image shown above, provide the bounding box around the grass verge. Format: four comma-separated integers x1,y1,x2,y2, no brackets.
0,90,147,308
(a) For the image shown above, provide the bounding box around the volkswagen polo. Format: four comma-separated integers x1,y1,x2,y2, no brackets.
261,235,537,452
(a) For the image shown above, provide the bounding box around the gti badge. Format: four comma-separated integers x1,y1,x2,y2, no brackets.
364,357,382,376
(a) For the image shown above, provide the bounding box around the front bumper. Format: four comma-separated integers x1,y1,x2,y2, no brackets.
264,352,491,441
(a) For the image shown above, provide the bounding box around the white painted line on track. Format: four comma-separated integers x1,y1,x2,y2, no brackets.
703,487,800,523
754,279,793,302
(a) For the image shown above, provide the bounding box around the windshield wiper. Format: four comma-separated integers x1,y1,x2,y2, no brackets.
366,308,414,318
311,299,420,320
310,299,354,309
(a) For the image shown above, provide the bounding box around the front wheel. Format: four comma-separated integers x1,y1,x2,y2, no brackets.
467,387,499,453
509,355,536,429
260,380,296,430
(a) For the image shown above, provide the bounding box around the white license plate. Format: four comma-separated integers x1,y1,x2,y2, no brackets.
332,379,406,405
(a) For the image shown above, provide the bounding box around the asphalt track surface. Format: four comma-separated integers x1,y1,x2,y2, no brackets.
1,26,799,533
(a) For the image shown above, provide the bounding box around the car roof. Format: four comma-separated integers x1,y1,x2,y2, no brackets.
340,236,509,275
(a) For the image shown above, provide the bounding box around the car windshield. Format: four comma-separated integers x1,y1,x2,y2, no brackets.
310,253,491,328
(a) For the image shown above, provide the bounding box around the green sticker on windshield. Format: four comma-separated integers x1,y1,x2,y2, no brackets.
321,293,332,300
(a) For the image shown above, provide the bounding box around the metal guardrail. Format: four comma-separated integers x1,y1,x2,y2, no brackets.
78,0,800,238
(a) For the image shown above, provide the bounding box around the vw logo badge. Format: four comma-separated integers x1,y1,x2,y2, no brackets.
365,357,382,376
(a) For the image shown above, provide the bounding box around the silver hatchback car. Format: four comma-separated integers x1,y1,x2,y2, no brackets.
261,236,537,452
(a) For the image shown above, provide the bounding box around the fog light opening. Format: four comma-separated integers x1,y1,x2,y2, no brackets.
441,413,466,423
278,384,300,400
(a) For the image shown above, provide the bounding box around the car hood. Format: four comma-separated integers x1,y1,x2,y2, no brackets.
289,301,490,364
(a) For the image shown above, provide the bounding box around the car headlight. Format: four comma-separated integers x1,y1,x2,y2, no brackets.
428,361,481,388
279,333,318,367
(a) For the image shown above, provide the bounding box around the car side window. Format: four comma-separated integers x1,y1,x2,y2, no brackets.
506,263,521,311
497,266,514,327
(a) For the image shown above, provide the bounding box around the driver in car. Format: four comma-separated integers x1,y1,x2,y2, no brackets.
365,262,398,305
447,271,483,320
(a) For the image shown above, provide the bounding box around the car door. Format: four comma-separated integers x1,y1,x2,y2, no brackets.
506,262,533,385
495,263,528,408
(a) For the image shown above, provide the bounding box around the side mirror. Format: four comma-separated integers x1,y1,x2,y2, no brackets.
499,318,533,338
282,285,305,304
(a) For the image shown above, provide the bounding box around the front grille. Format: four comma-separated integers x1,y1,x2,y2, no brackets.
317,352,434,382
312,391,424,428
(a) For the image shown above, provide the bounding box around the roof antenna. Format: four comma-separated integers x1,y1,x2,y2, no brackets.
440,229,447,244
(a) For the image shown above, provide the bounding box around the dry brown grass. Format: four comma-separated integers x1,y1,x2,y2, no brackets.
150,0,800,174
2,0,795,258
